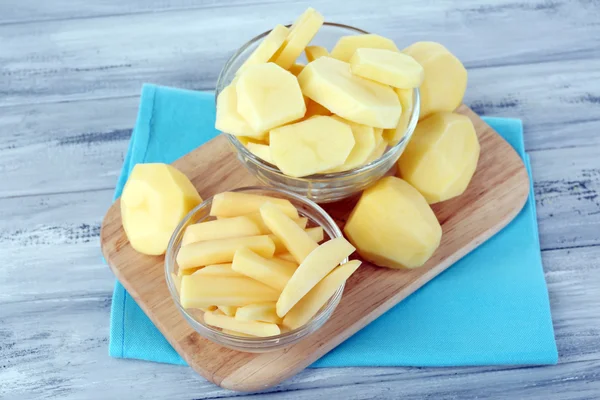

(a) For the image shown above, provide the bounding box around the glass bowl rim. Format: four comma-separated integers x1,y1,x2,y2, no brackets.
215,22,420,182
164,185,347,343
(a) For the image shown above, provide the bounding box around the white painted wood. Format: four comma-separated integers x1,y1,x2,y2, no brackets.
1,0,599,398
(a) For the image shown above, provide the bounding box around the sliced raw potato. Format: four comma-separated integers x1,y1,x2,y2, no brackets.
243,211,307,234
276,237,355,317
203,311,281,337
298,57,401,128
344,176,442,269
237,24,289,73
269,226,323,253
176,235,275,270
235,302,282,324
330,34,399,62
305,45,329,62
236,63,306,132
200,306,218,312
218,305,238,317
171,272,182,294
270,116,355,177
222,329,255,337
350,48,424,89
215,84,265,138
327,116,377,171
246,142,273,164
397,112,480,203
121,163,202,256
273,8,324,69
383,88,414,145
283,260,361,330
210,192,299,219
181,216,261,245
232,248,297,291
192,264,243,277
304,99,331,118
364,135,387,164
403,41,467,119
288,63,305,76
260,202,319,264
277,252,297,262
180,275,279,308
177,266,201,277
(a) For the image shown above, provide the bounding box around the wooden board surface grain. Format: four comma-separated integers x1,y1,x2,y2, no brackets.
100,106,530,391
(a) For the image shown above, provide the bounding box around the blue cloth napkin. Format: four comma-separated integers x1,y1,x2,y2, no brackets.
109,84,558,367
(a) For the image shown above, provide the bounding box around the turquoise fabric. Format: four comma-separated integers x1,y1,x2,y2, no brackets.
109,84,558,367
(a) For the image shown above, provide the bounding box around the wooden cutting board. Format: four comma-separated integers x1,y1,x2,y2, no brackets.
100,105,530,392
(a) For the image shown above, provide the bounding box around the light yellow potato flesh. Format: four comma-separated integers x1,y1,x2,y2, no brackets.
192,264,242,277
276,237,355,317
269,226,323,253
217,305,238,317
343,176,442,269
215,84,265,138
246,142,273,164
235,302,282,324
176,235,275,270
383,88,414,145
181,216,261,245
236,63,306,132
260,202,319,264
237,24,289,73
121,163,202,256
304,99,332,119
270,115,355,177
232,248,297,291
277,252,297,263
403,41,467,119
203,311,281,337
180,275,280,308
327,116,377,171
298,57,401,128
273,8,324,69
330,34,399,62
288,63,305,76
283,260,361,330
305,45,329,62
242,211,307,234
222,329,255,337
397,112,480,203
210,192,299,219
350,48,424,89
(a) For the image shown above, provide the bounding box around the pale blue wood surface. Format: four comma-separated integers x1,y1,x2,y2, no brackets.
1,1,599,399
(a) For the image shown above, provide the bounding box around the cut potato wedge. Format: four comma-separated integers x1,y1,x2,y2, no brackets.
260,202,319,264
288,63,305,76
270,116,355,177
192,264,242,277
242,211,307,234
237,24,289,73
176,235,275,270
210,192,299,219
273,8,324,69
327,116,377,171
276,237,355,317
235,302,282,324
383,88,414,146
236,63,306,132
304,99,332,119
215,84,265,138
218,305,238,317
246,142,273,164
350,48,424,89
180,275,279,308
298,57,401,129
330,34,399,62
277,252,297,263
283,259,361,329
305,45,329,62
204,311,281,337
232,248,297,291
181,216,261,245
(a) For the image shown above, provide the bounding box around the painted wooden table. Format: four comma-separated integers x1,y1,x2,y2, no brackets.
1,1,599,399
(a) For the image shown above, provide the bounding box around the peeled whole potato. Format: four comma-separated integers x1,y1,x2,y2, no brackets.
121,163,202,255
236,63,306,133
403,42,467,119
397,112,480,204
343,176,441,269
298,57,401,129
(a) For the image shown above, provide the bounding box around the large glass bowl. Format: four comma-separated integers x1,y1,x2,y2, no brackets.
215,22,420,203
165,187,346,352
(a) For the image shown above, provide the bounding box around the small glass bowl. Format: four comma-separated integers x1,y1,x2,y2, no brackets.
165,186,346,353
215,22,420,203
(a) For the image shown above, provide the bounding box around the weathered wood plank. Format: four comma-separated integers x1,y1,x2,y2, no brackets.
1,1,599,106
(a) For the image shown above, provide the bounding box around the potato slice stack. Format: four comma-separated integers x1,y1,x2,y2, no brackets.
215,7,429,178
174,191,361,337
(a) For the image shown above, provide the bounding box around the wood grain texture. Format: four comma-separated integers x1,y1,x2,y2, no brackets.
2,0,600,398
99,107,530,391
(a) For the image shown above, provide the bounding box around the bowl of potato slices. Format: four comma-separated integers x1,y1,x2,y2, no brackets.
165,187,361,352
215,8,421,203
